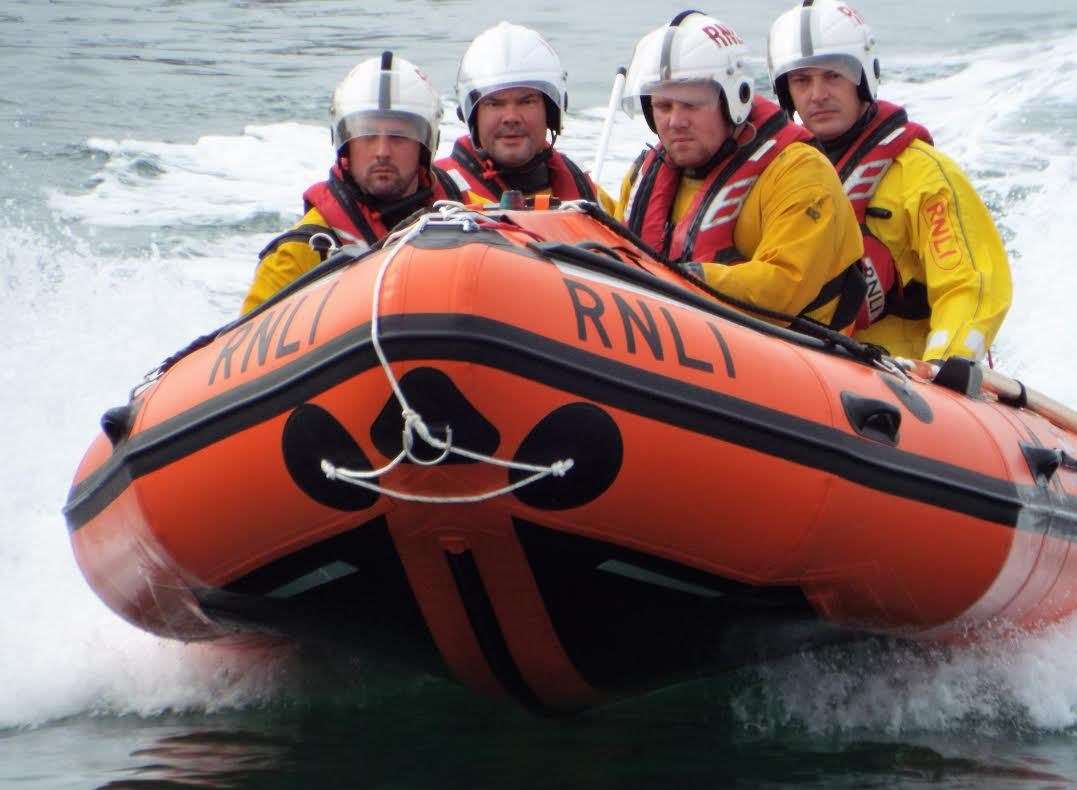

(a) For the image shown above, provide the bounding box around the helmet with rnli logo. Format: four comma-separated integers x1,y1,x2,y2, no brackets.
455,21,568,143
622,10,754,131
330,52,443,163
767,0,880,115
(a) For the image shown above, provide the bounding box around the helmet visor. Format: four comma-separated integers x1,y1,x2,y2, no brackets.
623,78,724,117
621,24,739,117
333,110,435,154
458,80,562,125
772,54,862,85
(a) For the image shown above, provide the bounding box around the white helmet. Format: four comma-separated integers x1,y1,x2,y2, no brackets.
767,0,880,115
329,52,442,162
622,11,754,130
455,21,568,143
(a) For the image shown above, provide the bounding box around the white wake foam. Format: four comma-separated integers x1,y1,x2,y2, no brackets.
734,618,1077,735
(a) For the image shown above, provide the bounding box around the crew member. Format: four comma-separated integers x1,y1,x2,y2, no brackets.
617,11,865,330
768,0,1012,360
242,52,461,314
437,21,614,211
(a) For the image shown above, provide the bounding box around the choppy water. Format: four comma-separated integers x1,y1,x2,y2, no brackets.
5,1,1077,786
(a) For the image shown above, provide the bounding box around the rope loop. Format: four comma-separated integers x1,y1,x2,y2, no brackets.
320,203,574,504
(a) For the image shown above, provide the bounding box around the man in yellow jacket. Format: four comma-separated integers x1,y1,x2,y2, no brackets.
768,0,1012,361
616,12,866,331
241,53,462,315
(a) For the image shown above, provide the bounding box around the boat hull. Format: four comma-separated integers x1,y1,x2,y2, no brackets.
65,209,1077,712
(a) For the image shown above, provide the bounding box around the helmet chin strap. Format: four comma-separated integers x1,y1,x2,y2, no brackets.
733,119,757,147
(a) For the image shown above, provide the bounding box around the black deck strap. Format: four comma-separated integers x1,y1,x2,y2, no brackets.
152,328,231,379
790,320,887,366
676,268,860,347
932,357,984,398
578,197,666,263
532,234,889,364
997,378,1029,409
576,240,628,264
800,264,868,330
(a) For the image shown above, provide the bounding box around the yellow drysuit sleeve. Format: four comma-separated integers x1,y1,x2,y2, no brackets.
241,207,331,315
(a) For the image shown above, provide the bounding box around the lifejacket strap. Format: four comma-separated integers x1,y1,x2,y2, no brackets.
327,174,382,245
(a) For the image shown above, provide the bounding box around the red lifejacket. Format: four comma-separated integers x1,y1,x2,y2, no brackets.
834,101,934,328
302,162,462,247
435,135,598,203
624,97,812,265
624,97,866,329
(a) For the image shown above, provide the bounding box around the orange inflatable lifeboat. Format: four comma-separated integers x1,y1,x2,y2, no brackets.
64,202,1077,713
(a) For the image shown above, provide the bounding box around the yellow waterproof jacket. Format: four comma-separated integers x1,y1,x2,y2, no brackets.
615,142,864,328
853,140,1012,361
241,207,333,315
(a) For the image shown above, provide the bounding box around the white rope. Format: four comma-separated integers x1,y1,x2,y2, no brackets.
321,459,574,505
322,202,575,504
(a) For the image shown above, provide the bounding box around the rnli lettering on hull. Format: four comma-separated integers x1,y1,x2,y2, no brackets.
209,282,339,385
559,265,736,379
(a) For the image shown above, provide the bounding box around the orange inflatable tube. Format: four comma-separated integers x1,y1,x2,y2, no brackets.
64,203,1077,713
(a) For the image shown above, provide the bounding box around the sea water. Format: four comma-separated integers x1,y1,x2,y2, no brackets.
4,1,1077,786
